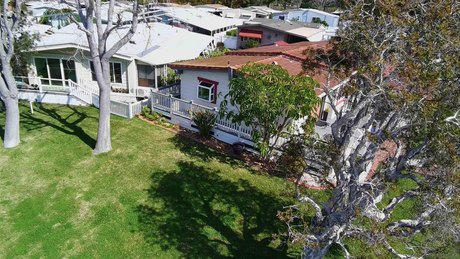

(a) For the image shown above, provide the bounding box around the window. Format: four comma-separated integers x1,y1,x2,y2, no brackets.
63,60,76,82
198,81,215,102
197,78,218,103
34,57,76,86
312,17,322,23
111,62,122,83
319,96,329,121
137,65,155,87
90,61,122,83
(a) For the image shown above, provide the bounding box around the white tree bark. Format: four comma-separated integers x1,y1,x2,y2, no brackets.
73,0,139,154
0,0,22,148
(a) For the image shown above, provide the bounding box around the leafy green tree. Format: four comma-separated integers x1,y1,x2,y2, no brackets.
279,0,460,258
38,8,75,27
221,63,319,158
11,31,38,77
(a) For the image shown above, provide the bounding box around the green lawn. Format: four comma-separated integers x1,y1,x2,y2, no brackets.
0,102,322,258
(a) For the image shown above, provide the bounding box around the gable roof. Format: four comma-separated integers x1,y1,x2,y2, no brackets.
227,41,329,61
243,6,283,16
241,18,323,31
34,22,213,65
170,41,340,95
239,18,326,41
151,6,244,32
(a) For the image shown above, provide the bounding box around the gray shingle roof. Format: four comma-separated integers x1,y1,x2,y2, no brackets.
240,18,322,32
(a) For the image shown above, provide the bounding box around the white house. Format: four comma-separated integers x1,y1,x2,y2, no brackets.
144,6,245,37
272,9,340,38
149,42,350,146
236,18,328,48
273,9,339,27
221,9,257,20
19,22,214,101
242,6,283,19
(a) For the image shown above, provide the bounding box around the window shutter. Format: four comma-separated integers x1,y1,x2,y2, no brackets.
212,83,218,104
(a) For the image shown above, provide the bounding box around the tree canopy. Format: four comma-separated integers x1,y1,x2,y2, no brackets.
278,0,460,258
221,63,319,157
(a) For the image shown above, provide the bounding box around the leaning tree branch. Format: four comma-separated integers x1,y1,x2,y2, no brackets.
383,189,419,219
298,195,324,222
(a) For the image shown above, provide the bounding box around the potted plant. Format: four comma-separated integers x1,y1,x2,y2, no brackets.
232,141,245,155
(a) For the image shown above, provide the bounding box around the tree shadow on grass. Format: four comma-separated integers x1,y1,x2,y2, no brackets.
20,102,96,149
169,134,254,171
137,161,291,258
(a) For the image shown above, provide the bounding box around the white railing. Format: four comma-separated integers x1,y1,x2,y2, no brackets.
158,82,180,96
16,76,150,119
151,92,254,141
132,98,150,116
15,76,69,92
111,100,131,118
68,79,92,104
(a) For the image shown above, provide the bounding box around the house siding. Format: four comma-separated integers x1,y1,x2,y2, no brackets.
273,9,339,28
28,49,131,90
180,69,231,109
237,25,288,48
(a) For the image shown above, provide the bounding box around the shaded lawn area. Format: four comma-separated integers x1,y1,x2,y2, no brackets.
0,102,326,258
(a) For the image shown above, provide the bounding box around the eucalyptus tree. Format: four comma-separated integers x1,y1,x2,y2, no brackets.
0,0,23,148
72,0,139,154
278,0,460,258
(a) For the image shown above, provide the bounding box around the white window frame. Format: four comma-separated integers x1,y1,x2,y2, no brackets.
89,61,123,84
34,57,77,85
197,80,215,102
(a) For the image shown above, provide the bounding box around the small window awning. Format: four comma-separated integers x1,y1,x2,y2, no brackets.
239,29,263,39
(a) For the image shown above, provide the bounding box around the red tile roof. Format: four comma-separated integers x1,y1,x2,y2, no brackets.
170,42,342,95
227,41,330,61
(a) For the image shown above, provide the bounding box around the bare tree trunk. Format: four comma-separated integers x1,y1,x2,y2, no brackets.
0,0,22,149
1,66,21,149
2,97,19,148
73,0,139,155
93,85,111,154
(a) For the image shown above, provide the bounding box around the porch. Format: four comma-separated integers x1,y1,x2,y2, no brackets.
150,92,289,149
14,76,149,119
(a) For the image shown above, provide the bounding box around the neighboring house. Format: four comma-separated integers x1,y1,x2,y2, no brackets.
144,6,244,37
242,6,283,19
195,4,230,15
272,9,339,28
272,9,340,37
20,22,214,100
236,18,327,48
25,0,77,28
26,0,135,27
221,9,257,20
164,42,349,142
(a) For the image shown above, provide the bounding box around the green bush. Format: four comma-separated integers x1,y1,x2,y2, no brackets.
241,39,260,49
192,110,217,138
226,29,237,37
141,106,151,116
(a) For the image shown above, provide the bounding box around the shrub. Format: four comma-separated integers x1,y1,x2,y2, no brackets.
226,29,237,37
241,39,260,49
141,106,151,116
192,110,217,138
